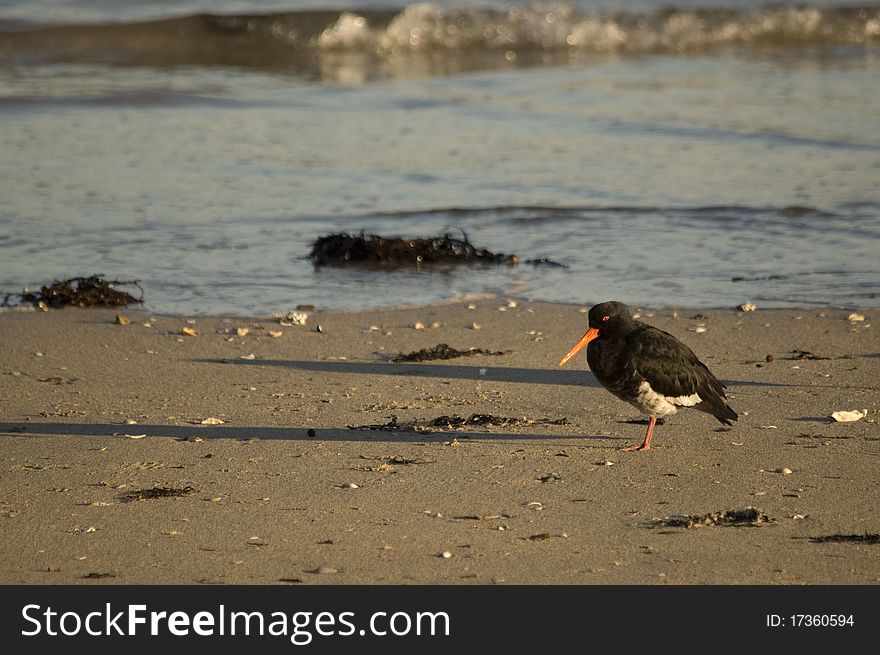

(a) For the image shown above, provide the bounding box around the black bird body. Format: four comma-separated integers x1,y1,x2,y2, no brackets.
560,301,737,450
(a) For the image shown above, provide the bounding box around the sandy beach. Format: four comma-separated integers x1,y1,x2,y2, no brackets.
0,299,877,584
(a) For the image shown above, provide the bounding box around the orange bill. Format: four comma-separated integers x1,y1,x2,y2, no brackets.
559,327,599,366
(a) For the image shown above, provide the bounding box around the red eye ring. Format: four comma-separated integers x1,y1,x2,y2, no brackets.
602,315,610,322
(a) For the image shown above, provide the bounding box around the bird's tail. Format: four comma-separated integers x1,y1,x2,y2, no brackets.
716,402,738,426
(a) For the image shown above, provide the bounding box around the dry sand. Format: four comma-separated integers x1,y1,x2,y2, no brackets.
0,300,877,584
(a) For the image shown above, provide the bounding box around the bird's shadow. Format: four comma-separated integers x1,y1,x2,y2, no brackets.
0,422,619,445
195,358,784,389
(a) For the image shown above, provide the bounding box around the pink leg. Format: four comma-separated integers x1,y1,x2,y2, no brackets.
623,416,656,452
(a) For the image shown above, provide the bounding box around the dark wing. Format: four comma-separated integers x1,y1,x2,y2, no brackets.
626,325,737,424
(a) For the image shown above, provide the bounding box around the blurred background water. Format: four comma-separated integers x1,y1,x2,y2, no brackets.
1,0,878,314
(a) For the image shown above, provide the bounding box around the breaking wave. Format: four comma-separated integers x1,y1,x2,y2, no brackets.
2,3,878,72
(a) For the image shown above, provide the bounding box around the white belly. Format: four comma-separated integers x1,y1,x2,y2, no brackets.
630,380,701,417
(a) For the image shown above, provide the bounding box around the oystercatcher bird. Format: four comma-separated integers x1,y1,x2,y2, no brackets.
559,301,737,451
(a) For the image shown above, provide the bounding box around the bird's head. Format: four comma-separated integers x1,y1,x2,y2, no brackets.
559,301,635,366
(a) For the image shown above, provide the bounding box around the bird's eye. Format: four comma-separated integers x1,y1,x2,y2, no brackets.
602,315,610,322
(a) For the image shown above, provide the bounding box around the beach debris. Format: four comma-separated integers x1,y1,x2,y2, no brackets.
439,551,453,559
348,416,406,431
848,313,865,322
427,414,568,429
830,409,867,423
239,353,256,360
3,275,143,309
275,311,308,326
694,325,707,333
390,343,510,363
413,322,426,330
357,454,430,467
648,507,771,528
236,327,249,337
738,303,757,312
181,327,199,337
348,413,567,433
810,533,880,544
773,467,793,475
525,501,544,511
786,349,830,360
199,417,225,425
527,533,552,541
309,231,518,267
115,314,131,325
119,486,196,502
124,434,146,439
339,482,360,489
269,330,283,338
471,322,481,330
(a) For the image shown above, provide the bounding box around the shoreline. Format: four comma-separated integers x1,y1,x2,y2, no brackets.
1,299,877,584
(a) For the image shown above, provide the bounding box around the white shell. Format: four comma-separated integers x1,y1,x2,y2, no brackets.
830,409,867,422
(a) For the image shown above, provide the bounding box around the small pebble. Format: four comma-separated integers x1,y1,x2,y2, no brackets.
307,428,316,437
341,482,359,489
181,327,198,337
413,322,425,330
440,551,452,559
775,467,793,475
471,322,481,330
115,314,130,326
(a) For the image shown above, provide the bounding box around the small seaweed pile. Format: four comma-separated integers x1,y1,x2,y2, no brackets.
3,275,143,309
650,507,771,528
390,343,510,363
310,232,517,266
428,414,568,429
348,413,568,432
119,486,196,503
810,533,880,544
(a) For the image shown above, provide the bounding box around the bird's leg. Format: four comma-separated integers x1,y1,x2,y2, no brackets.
623,416,656,451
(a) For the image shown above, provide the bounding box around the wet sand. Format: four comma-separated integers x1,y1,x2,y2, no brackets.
0,300,877,584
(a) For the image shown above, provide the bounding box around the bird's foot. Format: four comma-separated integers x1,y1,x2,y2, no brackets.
622,443,651,452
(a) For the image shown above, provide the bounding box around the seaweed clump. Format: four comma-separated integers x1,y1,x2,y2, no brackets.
810,533,880,544
390,343,510,363
119,486,196,502
4,275,143,309
649,507,771,528
310,232,517,267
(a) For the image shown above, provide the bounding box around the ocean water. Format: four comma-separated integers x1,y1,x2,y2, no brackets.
1,1,878,315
